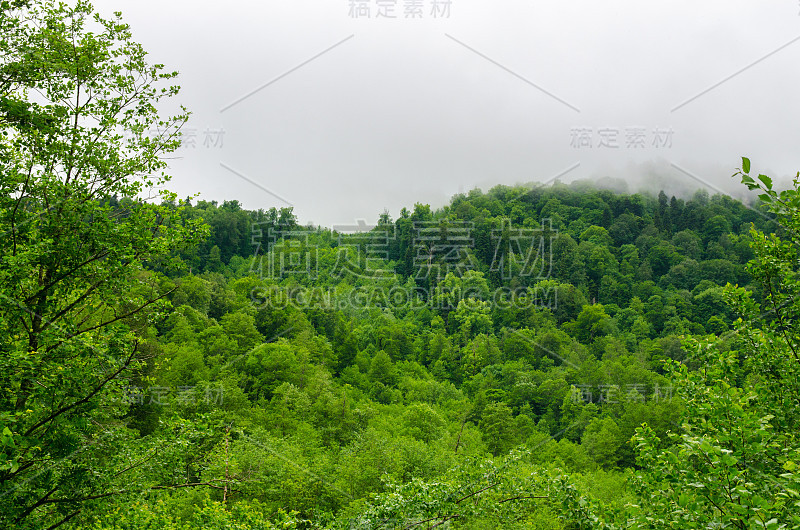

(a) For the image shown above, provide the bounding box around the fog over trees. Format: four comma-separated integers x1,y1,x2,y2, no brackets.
2,2,799,528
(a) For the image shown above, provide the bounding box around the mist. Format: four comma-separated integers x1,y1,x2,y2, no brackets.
92,0,800,226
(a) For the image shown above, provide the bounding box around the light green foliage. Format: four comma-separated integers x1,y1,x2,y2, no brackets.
0,1,208,527
479,402,516,456
3,14,791,525
221,311,264,354
88,498,302,529
334,449,619,529
368,350,397,387
629,160,800,528
454,299,494,341
96,149,788,526
568,304,614,343
402,403,445,442
580,417,623,470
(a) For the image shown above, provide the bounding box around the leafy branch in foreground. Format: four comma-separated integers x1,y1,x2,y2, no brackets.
629,159,800,529
0,1,207,528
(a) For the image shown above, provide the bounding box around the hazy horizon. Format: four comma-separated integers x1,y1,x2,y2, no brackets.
93,0,800,226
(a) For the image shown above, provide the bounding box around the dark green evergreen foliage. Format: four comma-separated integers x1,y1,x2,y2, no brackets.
173,180,768,305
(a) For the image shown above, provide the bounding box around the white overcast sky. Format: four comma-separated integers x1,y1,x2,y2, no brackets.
93,0,800,227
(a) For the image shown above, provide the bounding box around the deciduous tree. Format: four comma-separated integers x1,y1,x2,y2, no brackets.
0,2,206,527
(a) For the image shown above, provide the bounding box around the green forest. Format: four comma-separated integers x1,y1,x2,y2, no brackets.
2,2,800,529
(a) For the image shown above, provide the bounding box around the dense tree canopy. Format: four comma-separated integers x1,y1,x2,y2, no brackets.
2,2,798,529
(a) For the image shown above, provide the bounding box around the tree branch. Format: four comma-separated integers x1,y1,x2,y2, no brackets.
24,344,138,437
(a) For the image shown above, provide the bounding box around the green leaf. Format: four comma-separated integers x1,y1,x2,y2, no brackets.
758,174,773,190
742,157,751,173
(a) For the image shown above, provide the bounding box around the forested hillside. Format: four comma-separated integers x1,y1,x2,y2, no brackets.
100,179,777,527
3,2,799,528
